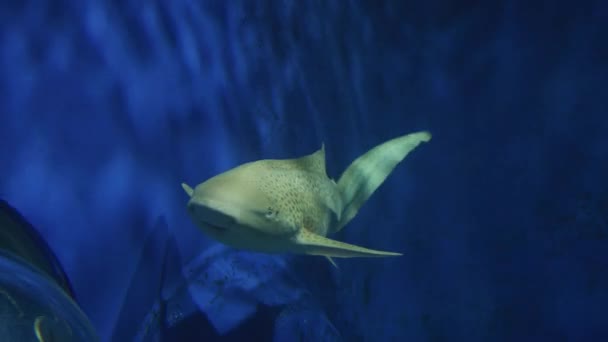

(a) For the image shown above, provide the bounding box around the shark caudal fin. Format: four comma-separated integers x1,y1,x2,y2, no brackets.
333,131,431,233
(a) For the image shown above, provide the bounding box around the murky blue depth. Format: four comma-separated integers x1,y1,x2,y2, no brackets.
0,1,607,341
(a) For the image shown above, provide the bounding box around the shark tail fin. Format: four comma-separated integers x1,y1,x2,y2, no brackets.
333,131,431,233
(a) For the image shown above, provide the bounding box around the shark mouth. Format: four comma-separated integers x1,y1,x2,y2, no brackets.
203,222,229,232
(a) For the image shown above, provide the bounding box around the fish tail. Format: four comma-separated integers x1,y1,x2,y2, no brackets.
333,131,431,233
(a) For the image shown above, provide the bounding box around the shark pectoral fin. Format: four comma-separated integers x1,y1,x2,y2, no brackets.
295,229,402,258
181,183,194,197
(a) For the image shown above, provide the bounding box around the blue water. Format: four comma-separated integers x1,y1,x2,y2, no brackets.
1,1,607,341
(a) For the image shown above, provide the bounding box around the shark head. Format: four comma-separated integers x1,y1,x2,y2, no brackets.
181,164,295,252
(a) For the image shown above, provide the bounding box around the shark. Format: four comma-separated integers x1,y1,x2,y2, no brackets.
181,131,431,265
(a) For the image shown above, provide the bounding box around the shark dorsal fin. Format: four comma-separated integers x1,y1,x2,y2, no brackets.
292,143,326,175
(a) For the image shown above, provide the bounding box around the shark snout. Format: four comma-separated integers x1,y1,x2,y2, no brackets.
187,197,237,230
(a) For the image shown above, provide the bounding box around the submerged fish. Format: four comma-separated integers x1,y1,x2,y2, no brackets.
182,131,431,265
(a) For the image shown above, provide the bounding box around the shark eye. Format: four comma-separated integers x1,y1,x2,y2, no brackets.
265,206,278,219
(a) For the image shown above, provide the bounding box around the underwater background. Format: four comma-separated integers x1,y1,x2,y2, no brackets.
0,0,607,341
